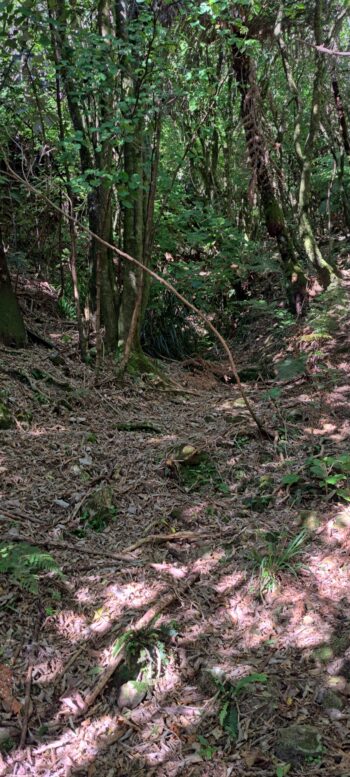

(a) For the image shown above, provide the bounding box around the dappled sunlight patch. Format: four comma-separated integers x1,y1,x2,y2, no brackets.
102,580,168,614
227,592,255,628
290,611,332,650
75,586,96,605
32,656,64,686
304,421,338,436
151,562,189,579
308,547,350,601
214,570,245,594
55,609,89,643
224,592,275,649
24,424,68,437
144,433,178,446
33,713,130,773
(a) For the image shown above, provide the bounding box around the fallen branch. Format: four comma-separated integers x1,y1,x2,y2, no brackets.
25,326,55,349
122,530,206,555
114,420,163,433
0,529,209,564
20,613,42,748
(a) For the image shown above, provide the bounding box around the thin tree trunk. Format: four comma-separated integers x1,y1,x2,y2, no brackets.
0,226,27,346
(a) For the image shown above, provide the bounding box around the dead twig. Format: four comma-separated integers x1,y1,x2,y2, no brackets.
20,613,43,748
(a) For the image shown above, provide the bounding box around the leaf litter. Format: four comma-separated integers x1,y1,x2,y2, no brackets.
1,277,350,775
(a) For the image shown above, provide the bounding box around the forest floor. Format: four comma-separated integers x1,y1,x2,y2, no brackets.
1,269,350,776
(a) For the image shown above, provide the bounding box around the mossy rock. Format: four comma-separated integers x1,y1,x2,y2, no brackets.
275,724,322,765
85,485,113,513
0,401,13,430
318,688,344,710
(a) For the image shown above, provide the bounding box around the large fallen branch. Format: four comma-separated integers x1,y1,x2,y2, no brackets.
3,163,272,439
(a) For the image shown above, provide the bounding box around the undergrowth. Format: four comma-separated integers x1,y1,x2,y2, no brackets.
0,542,63,593
250,529,308,594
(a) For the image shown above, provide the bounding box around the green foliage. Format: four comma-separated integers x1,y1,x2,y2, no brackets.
57,295,76,320
142,291,201,359
276,765,291,777
180,455,229,494
213,672,268,741
250,530,308,593
0,542,63,593
73,505,118,537
0,737,16,754
275,356,307,381
197,735,217,760
282,454,350,502
113,625,172,685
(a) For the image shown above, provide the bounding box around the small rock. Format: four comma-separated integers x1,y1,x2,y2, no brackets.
275,724,322,765
117,681,147,710
54,499,70,509
326,708,344,720
79,455,93,467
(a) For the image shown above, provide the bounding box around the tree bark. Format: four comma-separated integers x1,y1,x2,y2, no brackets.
274,0,336,288
231,44,306,311
0,227,27,347
49,0,119,351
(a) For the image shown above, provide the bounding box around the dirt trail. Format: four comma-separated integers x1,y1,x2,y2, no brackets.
1,279,350,776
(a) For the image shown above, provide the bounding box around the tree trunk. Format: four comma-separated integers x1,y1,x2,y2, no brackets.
49,0,119,351
121,119,145,355
0,227,26,347
274,0,336,288
231,45,306,311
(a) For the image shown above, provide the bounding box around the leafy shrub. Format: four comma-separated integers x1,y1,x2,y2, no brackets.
282,453,350,502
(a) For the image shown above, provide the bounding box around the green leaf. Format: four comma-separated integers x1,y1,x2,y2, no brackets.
234,672,268,694
222,702,239,739
276,356,307,381
282,473,301,486
325,474,346,485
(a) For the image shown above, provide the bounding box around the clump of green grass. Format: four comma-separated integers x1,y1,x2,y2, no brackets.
250,529,308,593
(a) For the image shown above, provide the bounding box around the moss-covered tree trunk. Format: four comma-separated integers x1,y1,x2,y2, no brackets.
274,0,336,288
0,227,26,346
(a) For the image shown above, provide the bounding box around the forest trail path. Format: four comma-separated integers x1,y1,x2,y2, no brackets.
1,277,350,775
